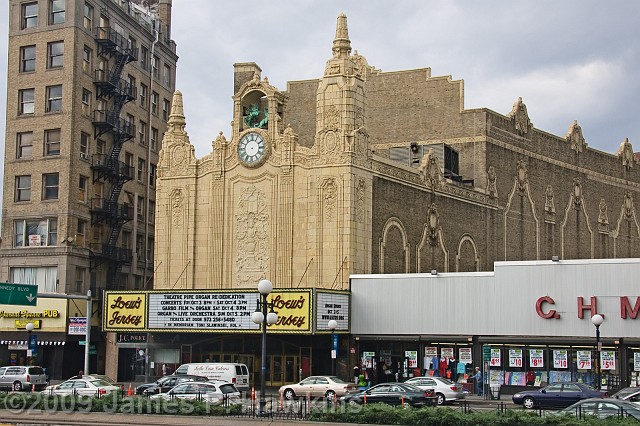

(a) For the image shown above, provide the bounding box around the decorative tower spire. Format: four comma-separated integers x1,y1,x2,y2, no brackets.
332,12,351,59
167,90,186,134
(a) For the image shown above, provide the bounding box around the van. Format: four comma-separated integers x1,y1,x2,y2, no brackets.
0,366,48,391
174,363,249,391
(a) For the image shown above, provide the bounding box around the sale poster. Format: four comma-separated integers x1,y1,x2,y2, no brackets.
577,351,592,370
459,348,472,364
553,350,568,369
634,353,640,372
509,349,523,367
405,351,418,368
601,351,616,370
490,348,501,367
425,346,438,358
441,347,454,359
530,349,544,368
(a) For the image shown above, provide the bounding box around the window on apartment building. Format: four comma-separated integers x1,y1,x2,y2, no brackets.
92,223,103,244
127,74,136,93
14,218,58,247
17,132,33,159
121,231,131,250
150,127,158,151
82,45,92,73
80,132,89,159
163,64,171,86
76,218,86,247
20,45,36,72
139,120,147,146
15,176,31,202
125,152,133,177
93,181,103,201
96,138,105,155
151,91,158,115
137,196,145,221
19,89,35,115
42,173,59,200
46,85,62,112
75,267,86,293
140,45,148,70
78,175,88,203
12,266,58,292
125,113,135,137
47,41,64,68
83,2,93,30
22,2,38,29
128,36,137,53
151,55,159,79
44,129,61,156
136,234,144,260
81,89,91,116
140,83,147,108
149,164,156,187
49,0,65,25
148,201,155,224
147,237,154,263
162,98,170,121
137,158,145,182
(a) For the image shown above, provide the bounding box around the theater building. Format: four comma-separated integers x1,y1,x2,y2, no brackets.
107,13,640,382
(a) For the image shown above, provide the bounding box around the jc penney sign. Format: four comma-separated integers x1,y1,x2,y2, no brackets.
536,296,640,320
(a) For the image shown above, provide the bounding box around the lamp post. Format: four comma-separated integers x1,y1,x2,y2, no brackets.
591,314,604,390
25,322,35,365
328,320,337,376
251,279,278,416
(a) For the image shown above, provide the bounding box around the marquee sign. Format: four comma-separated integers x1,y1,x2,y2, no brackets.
104,289,321,333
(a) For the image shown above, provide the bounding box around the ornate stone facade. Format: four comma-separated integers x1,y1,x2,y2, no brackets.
154,13,640,292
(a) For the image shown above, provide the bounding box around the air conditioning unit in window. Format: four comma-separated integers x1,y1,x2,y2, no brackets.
94,158,103,166
80,153,89,160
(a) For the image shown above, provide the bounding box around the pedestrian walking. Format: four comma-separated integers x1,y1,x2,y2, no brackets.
474,367,483,396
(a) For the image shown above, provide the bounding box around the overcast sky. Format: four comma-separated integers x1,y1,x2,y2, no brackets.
1,0,640,165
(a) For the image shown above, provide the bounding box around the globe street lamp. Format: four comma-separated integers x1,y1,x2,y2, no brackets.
591,314,604,390
251,279,278,416
25,322,35,364
328,319,338,376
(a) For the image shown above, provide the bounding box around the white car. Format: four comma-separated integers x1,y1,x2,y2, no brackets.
43,378,120,396
404,376,466,405
150,381,241,405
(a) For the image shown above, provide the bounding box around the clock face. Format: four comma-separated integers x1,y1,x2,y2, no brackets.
238,132,267,166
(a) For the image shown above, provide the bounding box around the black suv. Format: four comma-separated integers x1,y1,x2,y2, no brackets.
136,374,208,395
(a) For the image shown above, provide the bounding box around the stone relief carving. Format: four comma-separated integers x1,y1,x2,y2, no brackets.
516,160,528,193
565,120,586,154
487,166,498,198
623,191,635,220
322,178,338,222
324,105,340,130
545,185,556,214
598,198,609,232
355,178,365,223
426,203,440,246
235,186,270,286
572,178,583,208
419,150,441,190
507,97,532,136
171,189,183,227
617,138,635,169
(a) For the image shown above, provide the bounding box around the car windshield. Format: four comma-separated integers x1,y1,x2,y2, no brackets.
328,376,349,384
89,379,112,387
219,384,237,394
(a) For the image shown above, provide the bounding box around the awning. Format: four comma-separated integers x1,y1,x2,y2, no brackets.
1,340,66,345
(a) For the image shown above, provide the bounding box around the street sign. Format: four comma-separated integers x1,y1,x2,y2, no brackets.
0,282,37,306
29,334,37,356
483,345,491,361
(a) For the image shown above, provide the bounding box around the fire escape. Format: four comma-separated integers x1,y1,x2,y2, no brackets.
90,26,138,289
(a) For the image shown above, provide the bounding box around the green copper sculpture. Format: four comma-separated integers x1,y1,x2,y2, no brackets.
243,103,268,129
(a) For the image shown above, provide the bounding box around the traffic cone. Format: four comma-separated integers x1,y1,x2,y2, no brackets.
364,394,367,406
251,386,255,401
127,383,132,396
31,384,35,393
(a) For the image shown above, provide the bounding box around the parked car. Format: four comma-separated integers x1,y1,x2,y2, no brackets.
150,381,241,405
339,382,436,407
136,374,208,395
279,375,359,401
512,382,607,409
82,374,117,384
43,378,120,396
612,387,640,405
0,366,48,391
404,376,465,405
557,398,640,420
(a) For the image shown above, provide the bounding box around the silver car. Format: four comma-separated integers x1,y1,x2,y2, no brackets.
0,366,48,391
404,376,466,405
612,387,640,405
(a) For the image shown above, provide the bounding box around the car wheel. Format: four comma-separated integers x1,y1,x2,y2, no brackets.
283,388,296,400
325,390,336,401
12,382,23,392
436,393,445,405
522,397,535,409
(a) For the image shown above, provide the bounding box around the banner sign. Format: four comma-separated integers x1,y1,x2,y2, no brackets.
530,349,544,368
601,351,616,370
509,349,523,367
553,350,568,368
577,350,592,370
634,352,640,372
315,291,350,331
